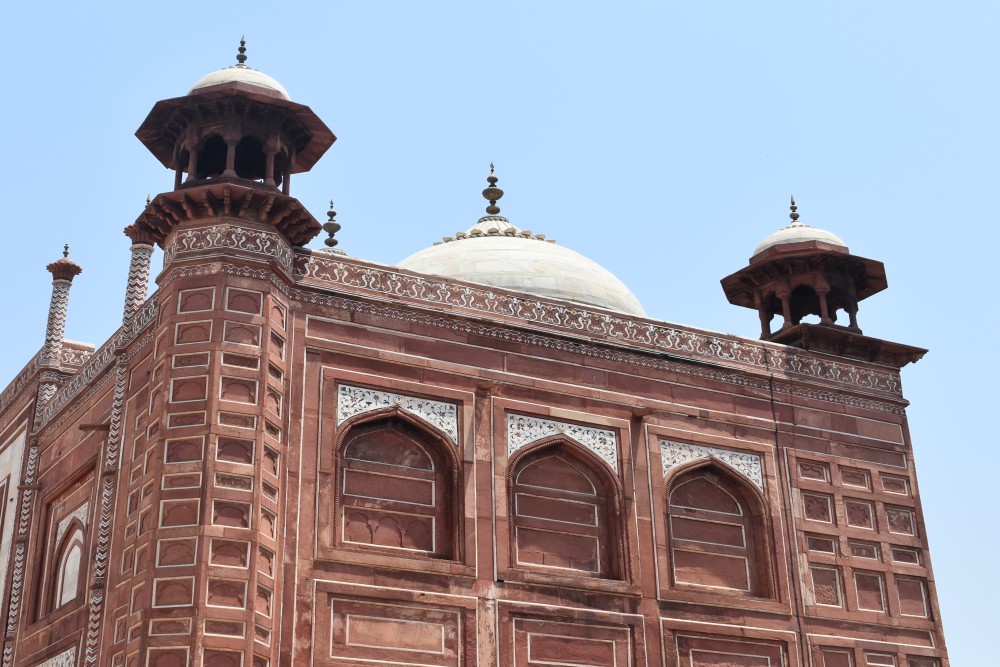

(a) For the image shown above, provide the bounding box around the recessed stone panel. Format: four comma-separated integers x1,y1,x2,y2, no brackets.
855,571,886,612
811,565,843,606
326,596,461,665
222,352,260,369
170,377,207,403
161,472,202,490
174,321,212,345
674,634,785,667
167,410,206,428
256,586,272,617
221,376,257,404
207,579,247,608
147,648,189,667
840,467,871,490
258,547,274,577
845,499,875,529
803,492,834,523
177,287,215,313
204,650,244,667
172,352,209,369
223,321,261,346
262,448,279,476
217,438,254,465
226,287,263,314
210,538,250,568
149,617,191,635
219,411,257,429
881,474,911,496
213,500,251,528
157,537,197,567
152,577,195,607
886,506,916,536
160,499,200,528
205,620,245,637
513,616,632,667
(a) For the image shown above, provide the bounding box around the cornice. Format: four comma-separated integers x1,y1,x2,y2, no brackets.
293,250,905,399
165,261,908,416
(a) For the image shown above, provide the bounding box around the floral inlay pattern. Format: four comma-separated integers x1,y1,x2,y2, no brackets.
35,646,76,667
660,440,763,491
507,413,618,470
337,384,458,444
54,502,89,546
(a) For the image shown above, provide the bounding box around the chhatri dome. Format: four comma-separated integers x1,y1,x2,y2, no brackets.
751,196,848,257
397,167,646,316
188,37,290,101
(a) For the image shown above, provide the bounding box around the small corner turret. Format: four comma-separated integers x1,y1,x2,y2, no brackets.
721,198,926,367
131,39,335,248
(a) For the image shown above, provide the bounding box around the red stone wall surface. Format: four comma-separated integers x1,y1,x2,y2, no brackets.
0,218,947,666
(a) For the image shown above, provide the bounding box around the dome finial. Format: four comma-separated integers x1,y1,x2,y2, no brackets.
236,35,248,66
63,244,69,258
789,195,801,224
323,200,342,249
482,163,504,216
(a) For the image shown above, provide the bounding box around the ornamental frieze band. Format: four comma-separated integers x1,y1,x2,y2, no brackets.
164,224,296,274
292,250,903,397
162,262,908,416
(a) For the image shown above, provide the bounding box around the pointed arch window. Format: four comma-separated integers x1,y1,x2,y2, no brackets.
509,442,622,579
53,525,85,607
666,465,773,597
336,416,456,559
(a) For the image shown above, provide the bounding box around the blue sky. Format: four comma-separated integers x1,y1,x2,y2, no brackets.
0,2,993,661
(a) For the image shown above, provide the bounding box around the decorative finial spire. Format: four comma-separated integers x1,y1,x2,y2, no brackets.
789,195,800,224
63,244,69,258
323,200,341,248
145,193,151,207
236,36,248,66
482,163,504,216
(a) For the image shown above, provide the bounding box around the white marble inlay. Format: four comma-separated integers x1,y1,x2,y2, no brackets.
337,384,458,444
507,413,618,470
55,502,89,546
660,440,763,491
35,645,77,667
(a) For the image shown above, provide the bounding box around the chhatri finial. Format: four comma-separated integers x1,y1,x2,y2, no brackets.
789,195,800,224
236,36,248,66
63,244,69,258
323,200,341,248
482,163,504,216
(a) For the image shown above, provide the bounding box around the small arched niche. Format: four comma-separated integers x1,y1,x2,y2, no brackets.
336,415,457,560
508,440,623,579
665,462,773,598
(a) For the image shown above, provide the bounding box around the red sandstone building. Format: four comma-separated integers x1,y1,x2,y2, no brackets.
0,44,948,667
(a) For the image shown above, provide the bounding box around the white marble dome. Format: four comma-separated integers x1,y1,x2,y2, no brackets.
398,217,646,317
190,65,290,100
752,220,847,256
